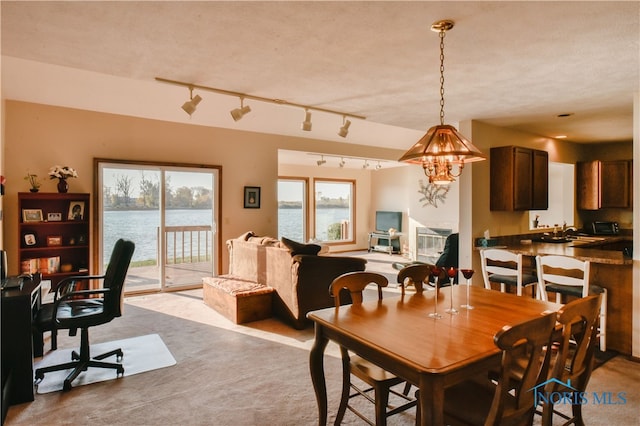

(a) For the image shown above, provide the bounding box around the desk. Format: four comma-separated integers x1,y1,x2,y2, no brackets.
308,285,560,425
1,275,41,410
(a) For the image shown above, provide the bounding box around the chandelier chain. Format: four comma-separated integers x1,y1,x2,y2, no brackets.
439,29,446,126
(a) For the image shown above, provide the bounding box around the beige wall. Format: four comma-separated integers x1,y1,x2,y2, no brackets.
2,101,399,274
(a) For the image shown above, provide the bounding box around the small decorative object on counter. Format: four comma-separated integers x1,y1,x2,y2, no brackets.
48,165,78,193
24,173,41,192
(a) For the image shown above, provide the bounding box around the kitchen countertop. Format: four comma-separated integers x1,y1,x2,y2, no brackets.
489,235,633,265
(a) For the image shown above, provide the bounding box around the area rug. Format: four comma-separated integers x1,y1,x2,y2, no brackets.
34,333,176,394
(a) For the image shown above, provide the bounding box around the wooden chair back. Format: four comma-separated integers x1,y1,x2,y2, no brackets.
535,254,590,302
330,271,388,307
397,263,432,295
486,311,557,425
541,295,601,425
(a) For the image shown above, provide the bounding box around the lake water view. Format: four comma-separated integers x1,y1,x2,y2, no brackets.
104,208,348,265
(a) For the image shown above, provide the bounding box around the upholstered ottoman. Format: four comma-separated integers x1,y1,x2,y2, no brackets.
202,276,274,324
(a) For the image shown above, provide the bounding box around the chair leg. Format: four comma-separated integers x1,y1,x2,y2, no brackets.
34,327,124,391
599,290,607,351
374,383,389,426
334,348,351,425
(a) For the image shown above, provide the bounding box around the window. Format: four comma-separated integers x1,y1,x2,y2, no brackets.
278,178,308,242
314,179,355,243
96,159,220,293
530,162,575,229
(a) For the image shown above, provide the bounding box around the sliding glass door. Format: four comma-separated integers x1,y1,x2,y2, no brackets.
97,160,219,293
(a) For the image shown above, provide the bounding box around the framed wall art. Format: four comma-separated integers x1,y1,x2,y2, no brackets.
244,186,260,209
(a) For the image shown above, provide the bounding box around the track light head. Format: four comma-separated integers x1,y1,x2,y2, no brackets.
181,88,202,116
375,162,382,170
302,110,312,131
338,118,351,138
362,160,370,169
230,98,251,121
317,155,326,166
339,158,346,168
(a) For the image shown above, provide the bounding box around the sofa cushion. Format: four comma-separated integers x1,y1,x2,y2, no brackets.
237,231,255,241
281,237,321,256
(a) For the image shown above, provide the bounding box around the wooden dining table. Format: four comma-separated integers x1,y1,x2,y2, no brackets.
307,285,561,426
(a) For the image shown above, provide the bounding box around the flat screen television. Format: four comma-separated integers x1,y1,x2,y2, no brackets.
375,211,402,233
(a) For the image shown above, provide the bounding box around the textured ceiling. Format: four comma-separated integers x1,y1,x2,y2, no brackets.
1,1,639,161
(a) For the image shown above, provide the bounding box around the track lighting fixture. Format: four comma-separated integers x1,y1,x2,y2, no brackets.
339,158,346,168
181,87,202,116
301,110,312,131
317,155,326,166
338,117,351,138
398,20,486,184
156,77,365,132
375,162,382,170
362,160,370,169
230,97,252,121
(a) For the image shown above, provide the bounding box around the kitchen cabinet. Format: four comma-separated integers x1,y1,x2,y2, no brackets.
18,192,90,290
577,160,632,210
490,146,548,211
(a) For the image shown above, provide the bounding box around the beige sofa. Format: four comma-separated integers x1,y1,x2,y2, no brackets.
203,234,367,328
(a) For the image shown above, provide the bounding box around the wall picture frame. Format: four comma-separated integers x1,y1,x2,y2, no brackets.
22,209,44,222
68,201,85,220
244,186,261,209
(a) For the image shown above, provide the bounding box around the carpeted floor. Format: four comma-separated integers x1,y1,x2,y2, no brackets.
5,287,639,425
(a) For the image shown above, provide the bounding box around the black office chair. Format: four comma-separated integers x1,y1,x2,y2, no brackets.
34,239,135,391
436,232,458,285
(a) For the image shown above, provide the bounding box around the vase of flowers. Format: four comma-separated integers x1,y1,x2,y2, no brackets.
24,173,41,192
49,165,78,193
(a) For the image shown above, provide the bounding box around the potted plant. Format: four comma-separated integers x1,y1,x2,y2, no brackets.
24,173,41,192
49,165,78,193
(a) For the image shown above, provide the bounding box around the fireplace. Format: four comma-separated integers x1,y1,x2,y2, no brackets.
416,227,452,263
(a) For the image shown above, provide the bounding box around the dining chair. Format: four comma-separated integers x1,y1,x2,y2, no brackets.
535,254,607,351
330,271,416,425
426,311,557,426
540,294,602,426
396,263,432,295
480,248,538,297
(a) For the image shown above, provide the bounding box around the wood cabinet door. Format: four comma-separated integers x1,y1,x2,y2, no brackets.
576,161,600,210
513,147,533,210
601,160,631,208
531,150,549,210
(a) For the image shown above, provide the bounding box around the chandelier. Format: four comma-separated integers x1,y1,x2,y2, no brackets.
399,20,485,185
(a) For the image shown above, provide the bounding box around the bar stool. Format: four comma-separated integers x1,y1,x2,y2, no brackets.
535,254,607,351
480,248,538,297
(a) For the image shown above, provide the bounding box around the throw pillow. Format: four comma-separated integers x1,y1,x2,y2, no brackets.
281,237,321,256
237,231,255,241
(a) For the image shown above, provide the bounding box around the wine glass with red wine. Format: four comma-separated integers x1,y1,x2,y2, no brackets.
460,269,475,310
428,266,443,319
445,267,458,314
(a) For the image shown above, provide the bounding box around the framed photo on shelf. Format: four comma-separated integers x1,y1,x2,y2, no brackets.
24,233,37,246
47,212,62,222
244,186,261,209
68,201,85,220
47,235,63,246
23,209,44,222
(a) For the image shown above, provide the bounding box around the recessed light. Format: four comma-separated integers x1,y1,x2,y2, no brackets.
556,113,574,118
554,135,568,139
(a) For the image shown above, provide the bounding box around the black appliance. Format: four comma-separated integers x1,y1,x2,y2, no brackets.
589,221,619,235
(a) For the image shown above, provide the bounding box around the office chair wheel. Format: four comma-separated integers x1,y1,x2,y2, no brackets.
117,365,125,376
35,370,44,382
71,350,80,360
63,380,73,391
